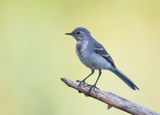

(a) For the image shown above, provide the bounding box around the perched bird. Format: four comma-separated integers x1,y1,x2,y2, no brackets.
65,27,139,92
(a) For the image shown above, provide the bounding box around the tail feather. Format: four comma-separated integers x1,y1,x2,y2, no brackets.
111,68,139,90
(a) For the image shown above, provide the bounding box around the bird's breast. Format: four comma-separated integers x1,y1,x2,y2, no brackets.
76,41,89,58
76,41,101,69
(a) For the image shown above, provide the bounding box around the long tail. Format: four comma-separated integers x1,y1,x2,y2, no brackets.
110,68,139,90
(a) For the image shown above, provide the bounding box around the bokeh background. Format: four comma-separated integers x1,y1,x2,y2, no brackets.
0,0,160,115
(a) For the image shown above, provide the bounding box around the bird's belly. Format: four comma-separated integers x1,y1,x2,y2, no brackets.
78,52,109,70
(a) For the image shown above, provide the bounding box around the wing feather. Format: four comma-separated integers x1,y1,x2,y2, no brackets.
93,42,116,67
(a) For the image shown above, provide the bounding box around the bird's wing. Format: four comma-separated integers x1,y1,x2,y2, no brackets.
93,42,116,67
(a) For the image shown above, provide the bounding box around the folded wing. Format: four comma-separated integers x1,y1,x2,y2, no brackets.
93,42,116,68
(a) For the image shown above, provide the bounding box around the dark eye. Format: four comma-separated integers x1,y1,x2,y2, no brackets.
76,31,80,34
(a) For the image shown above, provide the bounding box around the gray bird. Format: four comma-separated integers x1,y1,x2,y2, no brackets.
65,27,139,92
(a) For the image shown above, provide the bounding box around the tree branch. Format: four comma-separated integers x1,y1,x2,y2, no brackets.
61,77,159,115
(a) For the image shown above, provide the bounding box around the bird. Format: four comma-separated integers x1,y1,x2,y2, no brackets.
65,27,139,93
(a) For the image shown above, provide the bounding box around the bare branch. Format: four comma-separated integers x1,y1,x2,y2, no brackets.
61,77,159,115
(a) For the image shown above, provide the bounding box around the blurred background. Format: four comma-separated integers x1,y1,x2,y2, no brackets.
0,0,160,115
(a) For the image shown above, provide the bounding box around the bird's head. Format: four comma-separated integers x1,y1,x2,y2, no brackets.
65,27,91,41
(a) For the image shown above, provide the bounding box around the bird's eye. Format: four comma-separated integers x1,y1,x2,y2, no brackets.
76,32,80,34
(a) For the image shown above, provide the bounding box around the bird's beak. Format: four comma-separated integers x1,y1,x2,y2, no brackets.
65,32,72,35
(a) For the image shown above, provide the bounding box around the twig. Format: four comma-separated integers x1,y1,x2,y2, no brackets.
61,77,159,115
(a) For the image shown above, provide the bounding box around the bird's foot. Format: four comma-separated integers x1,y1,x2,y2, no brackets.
86,84,97,96
77,80,86,93
78,80,86,87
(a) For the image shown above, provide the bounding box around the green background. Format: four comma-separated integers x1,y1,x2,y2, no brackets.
0,0,160,115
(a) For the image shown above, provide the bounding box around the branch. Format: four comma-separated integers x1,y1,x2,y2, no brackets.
61,77,159,115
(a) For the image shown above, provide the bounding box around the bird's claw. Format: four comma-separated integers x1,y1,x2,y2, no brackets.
78,80,85,87
77,80,85,93
86,84,97,96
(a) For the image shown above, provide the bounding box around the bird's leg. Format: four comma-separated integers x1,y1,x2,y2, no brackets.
87,69,101,95
78,70,94,88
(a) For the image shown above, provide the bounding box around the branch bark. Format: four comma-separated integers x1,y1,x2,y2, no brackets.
61,77,159,115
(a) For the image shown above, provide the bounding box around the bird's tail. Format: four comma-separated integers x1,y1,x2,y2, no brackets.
110,68,139,90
